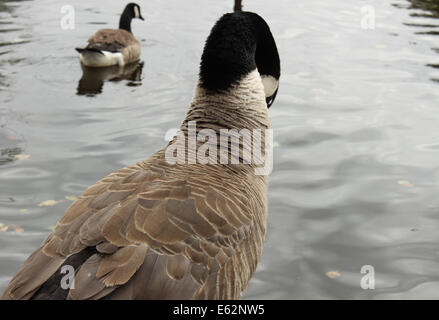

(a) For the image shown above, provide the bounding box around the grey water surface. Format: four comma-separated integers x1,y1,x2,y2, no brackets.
0,0,439,299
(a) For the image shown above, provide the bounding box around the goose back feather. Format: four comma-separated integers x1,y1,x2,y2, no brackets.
2,11,280,300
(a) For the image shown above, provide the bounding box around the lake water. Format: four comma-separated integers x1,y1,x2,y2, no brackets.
1,0,439,299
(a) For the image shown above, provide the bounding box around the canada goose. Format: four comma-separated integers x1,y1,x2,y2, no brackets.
1,11,280,300
76,3,144,67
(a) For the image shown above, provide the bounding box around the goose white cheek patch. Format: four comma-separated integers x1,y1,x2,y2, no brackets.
134,6,140,19
261,75,278,98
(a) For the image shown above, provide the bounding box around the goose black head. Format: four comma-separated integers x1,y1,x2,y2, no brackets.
199,12,280,108
119,3,144,33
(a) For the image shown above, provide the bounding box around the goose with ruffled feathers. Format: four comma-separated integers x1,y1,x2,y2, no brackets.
1,11,280,300
76,3,144,67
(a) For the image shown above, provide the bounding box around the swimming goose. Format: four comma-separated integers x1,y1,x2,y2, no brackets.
1,11,280,300
76,3,144,67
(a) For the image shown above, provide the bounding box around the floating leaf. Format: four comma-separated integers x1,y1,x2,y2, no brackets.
38,200,59,207
311,88,329,95
398,180,413,187
0,223,24,234
13,154,30,160
273,141,280,148
65,195,77,201
19,209,29,214
326,271,341,279
8,224,23,234
47,226,56,231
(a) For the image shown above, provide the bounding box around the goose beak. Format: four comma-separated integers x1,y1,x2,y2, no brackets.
139,15,145,21
266,87,278,108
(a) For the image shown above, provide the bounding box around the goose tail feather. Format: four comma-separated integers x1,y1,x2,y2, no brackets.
75,47,104,55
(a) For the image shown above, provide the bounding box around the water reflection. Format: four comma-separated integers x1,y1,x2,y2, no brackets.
0,0,24,14
0,0,27,163
0,147,24,166
405,0,439,18
76,61,144,96
0,122,25,166
397,0,439,82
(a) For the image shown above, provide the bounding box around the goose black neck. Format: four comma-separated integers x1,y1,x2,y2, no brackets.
199,12,280,93
119,8,133,32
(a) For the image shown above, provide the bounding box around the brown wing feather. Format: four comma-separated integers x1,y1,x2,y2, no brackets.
1,249,65,300
88,29,137,48
83,28,141,64
1,150,267,300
